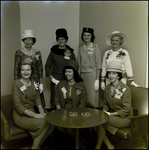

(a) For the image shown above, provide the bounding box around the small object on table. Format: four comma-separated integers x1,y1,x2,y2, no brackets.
81,112,91,118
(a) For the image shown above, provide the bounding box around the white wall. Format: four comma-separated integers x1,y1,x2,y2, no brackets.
19,1,80,108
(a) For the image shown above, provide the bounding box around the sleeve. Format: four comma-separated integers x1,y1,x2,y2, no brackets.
77,48,81,74
35,91,42,106
45,51,53,77
117,87,132,118
78,82,87,108
54,82,66,107
71,52,76,61
14,50,21,80
12,84,27,115
123,51,134,81
102,89,110,111
36,51,43,83
94,45,102,70
101,51,108,80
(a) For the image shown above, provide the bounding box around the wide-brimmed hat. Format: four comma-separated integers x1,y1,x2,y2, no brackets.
82,27,94,35
106,31,127,46
64,60,79,72
56,28,68,41
22,29,36,40
106,61,122,73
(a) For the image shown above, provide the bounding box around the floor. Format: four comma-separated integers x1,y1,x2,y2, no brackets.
1,127,147,149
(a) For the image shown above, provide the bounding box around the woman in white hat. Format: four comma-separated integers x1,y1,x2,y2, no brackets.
98,61,133,149
77,27,102,109
14,29,45,109
101,31,139,90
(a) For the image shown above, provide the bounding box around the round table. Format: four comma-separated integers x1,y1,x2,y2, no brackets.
45,107,109,149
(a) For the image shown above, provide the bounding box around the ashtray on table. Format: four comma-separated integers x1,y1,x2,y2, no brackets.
81,112,91,118
69,112,78,117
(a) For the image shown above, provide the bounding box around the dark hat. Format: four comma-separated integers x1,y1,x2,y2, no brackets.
82,27,94,35
55,28,68,40
21,58,32,66
64,60,79,72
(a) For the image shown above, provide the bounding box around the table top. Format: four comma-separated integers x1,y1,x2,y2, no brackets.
45,107,109,129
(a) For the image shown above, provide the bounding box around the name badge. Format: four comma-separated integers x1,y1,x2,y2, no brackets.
87,51,93,55
64,56,70,60
20,85,27,92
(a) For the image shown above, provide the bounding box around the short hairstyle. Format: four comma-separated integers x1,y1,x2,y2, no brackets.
18,63,34,80
63,66,83,82
111,35,124,45
106,71,123,81
81,32,95,43
22,38,36,45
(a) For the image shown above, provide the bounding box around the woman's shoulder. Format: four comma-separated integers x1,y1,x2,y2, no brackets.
119,48,128,53
15,49,23,55
13,79,22,88
32,48,41,54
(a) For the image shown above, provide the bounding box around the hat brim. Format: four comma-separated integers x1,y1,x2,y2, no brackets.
22,37,36,40
106,32,127,46
106,68,122,73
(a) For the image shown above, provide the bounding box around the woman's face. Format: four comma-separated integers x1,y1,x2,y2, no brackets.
24,38,33,48
65,69,74,81
57,37,67,47
111,35,121,49
21,64,32,79
108,71,119,83
83,32,92,43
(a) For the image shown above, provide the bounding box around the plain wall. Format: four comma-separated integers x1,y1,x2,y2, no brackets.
19,1,80,108
1,1,21,96
79,1,148,87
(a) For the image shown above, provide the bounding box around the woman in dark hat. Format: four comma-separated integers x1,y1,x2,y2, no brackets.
97,61,133,149
45,28,76,109
77,27,102,109
12,58,55,149
14,29,46,110
101,31,139,91
54,60,87,148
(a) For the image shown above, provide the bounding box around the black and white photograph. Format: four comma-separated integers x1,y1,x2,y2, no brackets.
1,1,148,149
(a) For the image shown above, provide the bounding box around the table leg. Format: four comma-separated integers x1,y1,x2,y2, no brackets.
75,128,79,149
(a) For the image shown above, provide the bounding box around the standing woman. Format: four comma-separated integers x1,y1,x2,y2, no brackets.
101,31,139,91
14,29,45,109
77,27,102,108
45,28,76,109
12,58,55,149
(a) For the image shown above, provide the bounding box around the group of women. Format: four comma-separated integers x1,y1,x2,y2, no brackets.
12,28,139,149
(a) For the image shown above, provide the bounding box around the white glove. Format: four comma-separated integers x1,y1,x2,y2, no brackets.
101,82,105,90
39,84,43,94
93,80,99,92
103,110,110,116
51,78,60,85
130,81,139,87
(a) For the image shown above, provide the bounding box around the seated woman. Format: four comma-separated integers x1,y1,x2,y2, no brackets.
54,60,87,147
99,61,133,149
12,58,55,149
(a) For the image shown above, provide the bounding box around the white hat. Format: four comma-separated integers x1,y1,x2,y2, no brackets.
22,29,35,40
106,61,122,73
105,31,127,46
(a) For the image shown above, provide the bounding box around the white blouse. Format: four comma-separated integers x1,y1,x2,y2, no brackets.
101,48,134,81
